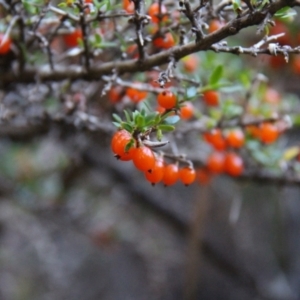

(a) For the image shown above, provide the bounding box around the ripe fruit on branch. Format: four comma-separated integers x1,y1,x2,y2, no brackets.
123,0,134,13
179,167,196,186
225,129,245,149
208,19,224,33
109,86,123,104
132,146,156,172
153,32,175,49
63,29,83,48
224,152,244,177
203,129,226,151
126,85,147,103
111,130,135,161
180,102,194,120
162,164,179,186
148,2,168,23
0,33,11,55
182,55,199,73
259,122,279,144
203,90,219,106
207,152,225,174
145,157,164,185
157,91,177,109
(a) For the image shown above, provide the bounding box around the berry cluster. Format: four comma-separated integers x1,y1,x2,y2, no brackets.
111,129,196,186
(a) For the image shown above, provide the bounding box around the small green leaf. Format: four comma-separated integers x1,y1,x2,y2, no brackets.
125,139,135,152
112,122,120,128
112,113,122,123
122,123,133,132
158,124,175,132
209,65,223,85
156,129,162,141
124,110,131,123
136,114,144,128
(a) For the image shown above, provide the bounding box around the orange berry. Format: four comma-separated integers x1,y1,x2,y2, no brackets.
157,91,177,109
196,168,211,185
108,86,123,104
263,87,281,104
126,84,147,103
207,152,225,174
0,33,11,55
182,54,199,73
132,146,155,172
145,157,164,185
123,0,134,13
111,130,135,161
224,152,243,177
208,19,224,33
259,122,279,144
203,90,219,106
203,129,226,151
225,129,245,149
179,167,196,186
148,3,168,24
180,102,194,120
63,29,82,48
153,32,175,49
162,164,179,186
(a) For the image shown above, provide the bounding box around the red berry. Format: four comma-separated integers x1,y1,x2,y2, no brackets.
225,129,245,149
0,33,11,55
63,29,82,48
224,152,244,177
203,90,219,106
145,157,164,185
162,164,179,186
179,167,196,186
111,130,135,161
108,86,123,104
157,91,177,109
208,19,224,33
207,152,225,174
182,54,199,73
123,0,134,13
259,122,279,144
148,3,168,23
180,102,194,120
203,129,226,151
126,84,147,103
153,32,175,49
132,146,155,172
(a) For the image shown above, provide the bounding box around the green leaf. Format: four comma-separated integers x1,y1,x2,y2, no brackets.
122,123,133,132
112,113,122,123
136,114,144,128
95,33,102,44
164,115,180,125
156,129,162,141
124,110,131,123
125,139,135,152
275,7,297,19
112,122,120,128
158,124,175,132
209,65,223,85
